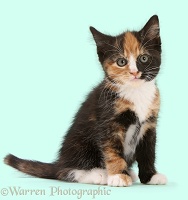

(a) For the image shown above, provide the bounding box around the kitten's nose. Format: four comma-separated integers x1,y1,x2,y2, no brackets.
130,71,139,77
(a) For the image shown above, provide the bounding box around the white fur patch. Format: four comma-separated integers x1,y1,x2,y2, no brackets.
129,54,138,72
69,168,107,185
128,169,138,182
108,174,132,187
124,123,144,158
147,173,167,185
124,125,136,155
118,80,156,122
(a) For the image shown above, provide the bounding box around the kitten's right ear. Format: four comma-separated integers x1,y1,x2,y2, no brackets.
140,15,160,40
90,26,111,47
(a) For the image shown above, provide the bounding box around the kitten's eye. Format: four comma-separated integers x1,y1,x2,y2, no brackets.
116,58,128,67
139,54,149,63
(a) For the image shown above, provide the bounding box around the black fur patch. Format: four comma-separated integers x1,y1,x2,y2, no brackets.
115,110,137,128
136,128,157,183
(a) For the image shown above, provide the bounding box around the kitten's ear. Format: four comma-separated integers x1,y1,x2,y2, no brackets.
140,15,160,40
90,26,112,47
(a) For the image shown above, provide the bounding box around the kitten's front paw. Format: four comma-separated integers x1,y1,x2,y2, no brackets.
147,173,167,185
90,168,107,185
108,174,132,187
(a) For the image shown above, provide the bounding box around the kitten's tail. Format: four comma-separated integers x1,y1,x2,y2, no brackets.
4,154,60,179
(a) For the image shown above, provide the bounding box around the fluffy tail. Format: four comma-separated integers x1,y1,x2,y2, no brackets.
4,154,60,179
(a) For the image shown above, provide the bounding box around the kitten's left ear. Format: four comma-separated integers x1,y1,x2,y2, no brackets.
140,15,160,40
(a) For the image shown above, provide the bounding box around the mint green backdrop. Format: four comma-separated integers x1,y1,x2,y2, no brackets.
0,0,187,200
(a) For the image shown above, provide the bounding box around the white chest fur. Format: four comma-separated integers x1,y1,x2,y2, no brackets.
118,80,157,122
124,124,137,156
123,123,147,157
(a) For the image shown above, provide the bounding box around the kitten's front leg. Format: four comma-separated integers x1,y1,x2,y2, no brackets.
103,142,132,187
136,125,167,185
105,151,132,187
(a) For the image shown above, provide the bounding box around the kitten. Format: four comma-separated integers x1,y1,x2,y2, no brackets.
4,15,167,186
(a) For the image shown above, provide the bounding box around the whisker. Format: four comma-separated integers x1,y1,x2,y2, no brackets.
145,74,154,81
103,49,119,55
141,43,160,49
140,35,158,49
144,67,159,72
103,41,122,53
146,48,160,53
107,52,122,60
115,37,123,53
144,65,158,71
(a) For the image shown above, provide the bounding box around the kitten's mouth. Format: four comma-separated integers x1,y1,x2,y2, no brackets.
132,77,140,80
130,78,141,82
130,75,142,81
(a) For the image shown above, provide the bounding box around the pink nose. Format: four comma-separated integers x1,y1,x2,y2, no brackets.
130,71,139,77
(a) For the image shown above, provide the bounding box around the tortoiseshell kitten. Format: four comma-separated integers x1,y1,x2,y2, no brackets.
4,15,167,186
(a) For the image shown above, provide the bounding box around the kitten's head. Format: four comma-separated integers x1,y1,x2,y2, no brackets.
90,15,161,86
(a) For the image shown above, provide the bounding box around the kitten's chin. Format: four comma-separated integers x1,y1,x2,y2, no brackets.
128,79,145,87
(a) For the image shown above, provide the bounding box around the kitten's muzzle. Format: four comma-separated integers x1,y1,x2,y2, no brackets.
129,71,142,79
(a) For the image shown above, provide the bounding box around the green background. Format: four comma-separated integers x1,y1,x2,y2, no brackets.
0,0,187,199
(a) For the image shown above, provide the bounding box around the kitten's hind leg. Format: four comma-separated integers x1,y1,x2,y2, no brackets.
58,168,108,185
